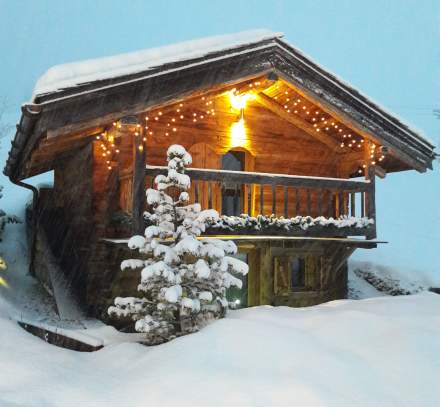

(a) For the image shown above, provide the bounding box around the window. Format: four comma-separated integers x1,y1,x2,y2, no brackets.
290,258,306,288
274,256,307,294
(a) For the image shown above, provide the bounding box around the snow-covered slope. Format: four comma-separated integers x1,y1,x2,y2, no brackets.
350,260,439,296
1,290,439,406
347,267,385,299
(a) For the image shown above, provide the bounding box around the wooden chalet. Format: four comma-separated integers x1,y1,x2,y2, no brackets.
4,30,436,317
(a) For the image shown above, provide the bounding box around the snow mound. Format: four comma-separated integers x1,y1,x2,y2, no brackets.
1,292,439,406
350,260,437,296
347,267,386,299
33,29,282,97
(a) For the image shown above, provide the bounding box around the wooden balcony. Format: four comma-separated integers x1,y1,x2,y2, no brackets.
143,165,376,239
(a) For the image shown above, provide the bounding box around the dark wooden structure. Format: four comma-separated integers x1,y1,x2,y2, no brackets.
5,31,435,317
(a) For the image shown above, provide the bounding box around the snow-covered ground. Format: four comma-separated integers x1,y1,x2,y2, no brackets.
0,213,439,406
1,246,440,407
0,290,439,406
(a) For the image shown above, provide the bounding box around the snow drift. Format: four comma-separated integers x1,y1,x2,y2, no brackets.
0,291,439,406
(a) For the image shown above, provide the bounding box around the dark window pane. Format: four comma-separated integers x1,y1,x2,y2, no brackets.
290,258,305,288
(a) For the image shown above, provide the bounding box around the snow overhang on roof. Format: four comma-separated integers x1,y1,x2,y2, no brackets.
4,29,437,180
32,29,283,99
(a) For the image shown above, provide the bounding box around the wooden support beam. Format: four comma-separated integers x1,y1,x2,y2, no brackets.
374,165,387,179
365,165,376,239
132,121,146,235
254,93,340,151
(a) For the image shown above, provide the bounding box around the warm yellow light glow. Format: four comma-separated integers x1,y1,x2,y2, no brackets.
229,91,255,110
230,118,248,148
0,277,8,288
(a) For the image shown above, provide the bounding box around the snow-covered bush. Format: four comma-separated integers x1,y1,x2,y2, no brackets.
108,145,248,344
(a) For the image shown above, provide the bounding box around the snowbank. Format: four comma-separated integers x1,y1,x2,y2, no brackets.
0,291,439,406
350,260,440,295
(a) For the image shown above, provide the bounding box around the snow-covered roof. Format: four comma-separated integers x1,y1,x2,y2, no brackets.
5,29,437,180
33,29,283,98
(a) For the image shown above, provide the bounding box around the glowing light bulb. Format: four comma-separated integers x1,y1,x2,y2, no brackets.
229,91,255,110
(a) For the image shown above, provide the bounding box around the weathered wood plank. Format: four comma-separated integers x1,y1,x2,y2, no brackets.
145,165,370,192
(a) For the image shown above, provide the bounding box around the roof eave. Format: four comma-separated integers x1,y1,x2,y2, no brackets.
5,38,436,180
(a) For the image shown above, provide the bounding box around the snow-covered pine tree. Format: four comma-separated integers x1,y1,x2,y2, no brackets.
108,144,248,344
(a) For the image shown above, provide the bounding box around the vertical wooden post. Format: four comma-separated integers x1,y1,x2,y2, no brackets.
366,164,376,239
271,184,276,215
361,192,365,217
208,182,213,209
350,192,355,217
328,190,334,217
250,184,256,216
335,193,340,217
317,190,323,216
132,121,146,235
307,189,311,216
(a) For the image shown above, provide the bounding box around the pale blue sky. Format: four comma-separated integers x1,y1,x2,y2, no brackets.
0,0,439,275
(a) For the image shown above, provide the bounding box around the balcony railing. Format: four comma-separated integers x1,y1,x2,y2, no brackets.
144,165,376,239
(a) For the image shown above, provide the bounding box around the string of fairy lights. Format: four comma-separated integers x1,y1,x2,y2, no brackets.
95,80,387,176
273,86,386,174
144,95,217,138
